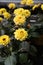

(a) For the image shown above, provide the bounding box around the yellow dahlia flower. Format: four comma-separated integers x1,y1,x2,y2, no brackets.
0,8,7,15
41,4,43,10
3,12,11,19
13,15,26,25
26,0,34,5
14,28,28,41
0,35,10,46
20,0,26,5
24,9,31,17
8,3,16,9
20,0,34,5
14,8,31,18
0,17,3,22
14,8,25,16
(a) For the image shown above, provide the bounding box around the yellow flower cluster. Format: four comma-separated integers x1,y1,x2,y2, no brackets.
0,17,3,22
0,35,10,46
20,0,34,5
3,12,11,19
14,8,31,18
13,8,31,25
41,4,43,10
32,4,40,10
13,15,26,25
0,8,11,20
8,3,16,9
0,8,7,15
14,28,28,41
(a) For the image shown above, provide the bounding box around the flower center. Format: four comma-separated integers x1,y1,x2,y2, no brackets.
20,31,24,35
26,12,28,14
20,10,22,12
3,38,6,41
19,17,21,19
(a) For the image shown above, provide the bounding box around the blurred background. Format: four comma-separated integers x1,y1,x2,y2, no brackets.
0,0,43,3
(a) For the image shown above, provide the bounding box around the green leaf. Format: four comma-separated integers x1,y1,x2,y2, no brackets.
29,45,37,56
0,62,4,65
19,53,28,64
31,32,39,38
19,41,30,52
28,60,33,65
4,55,17,65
